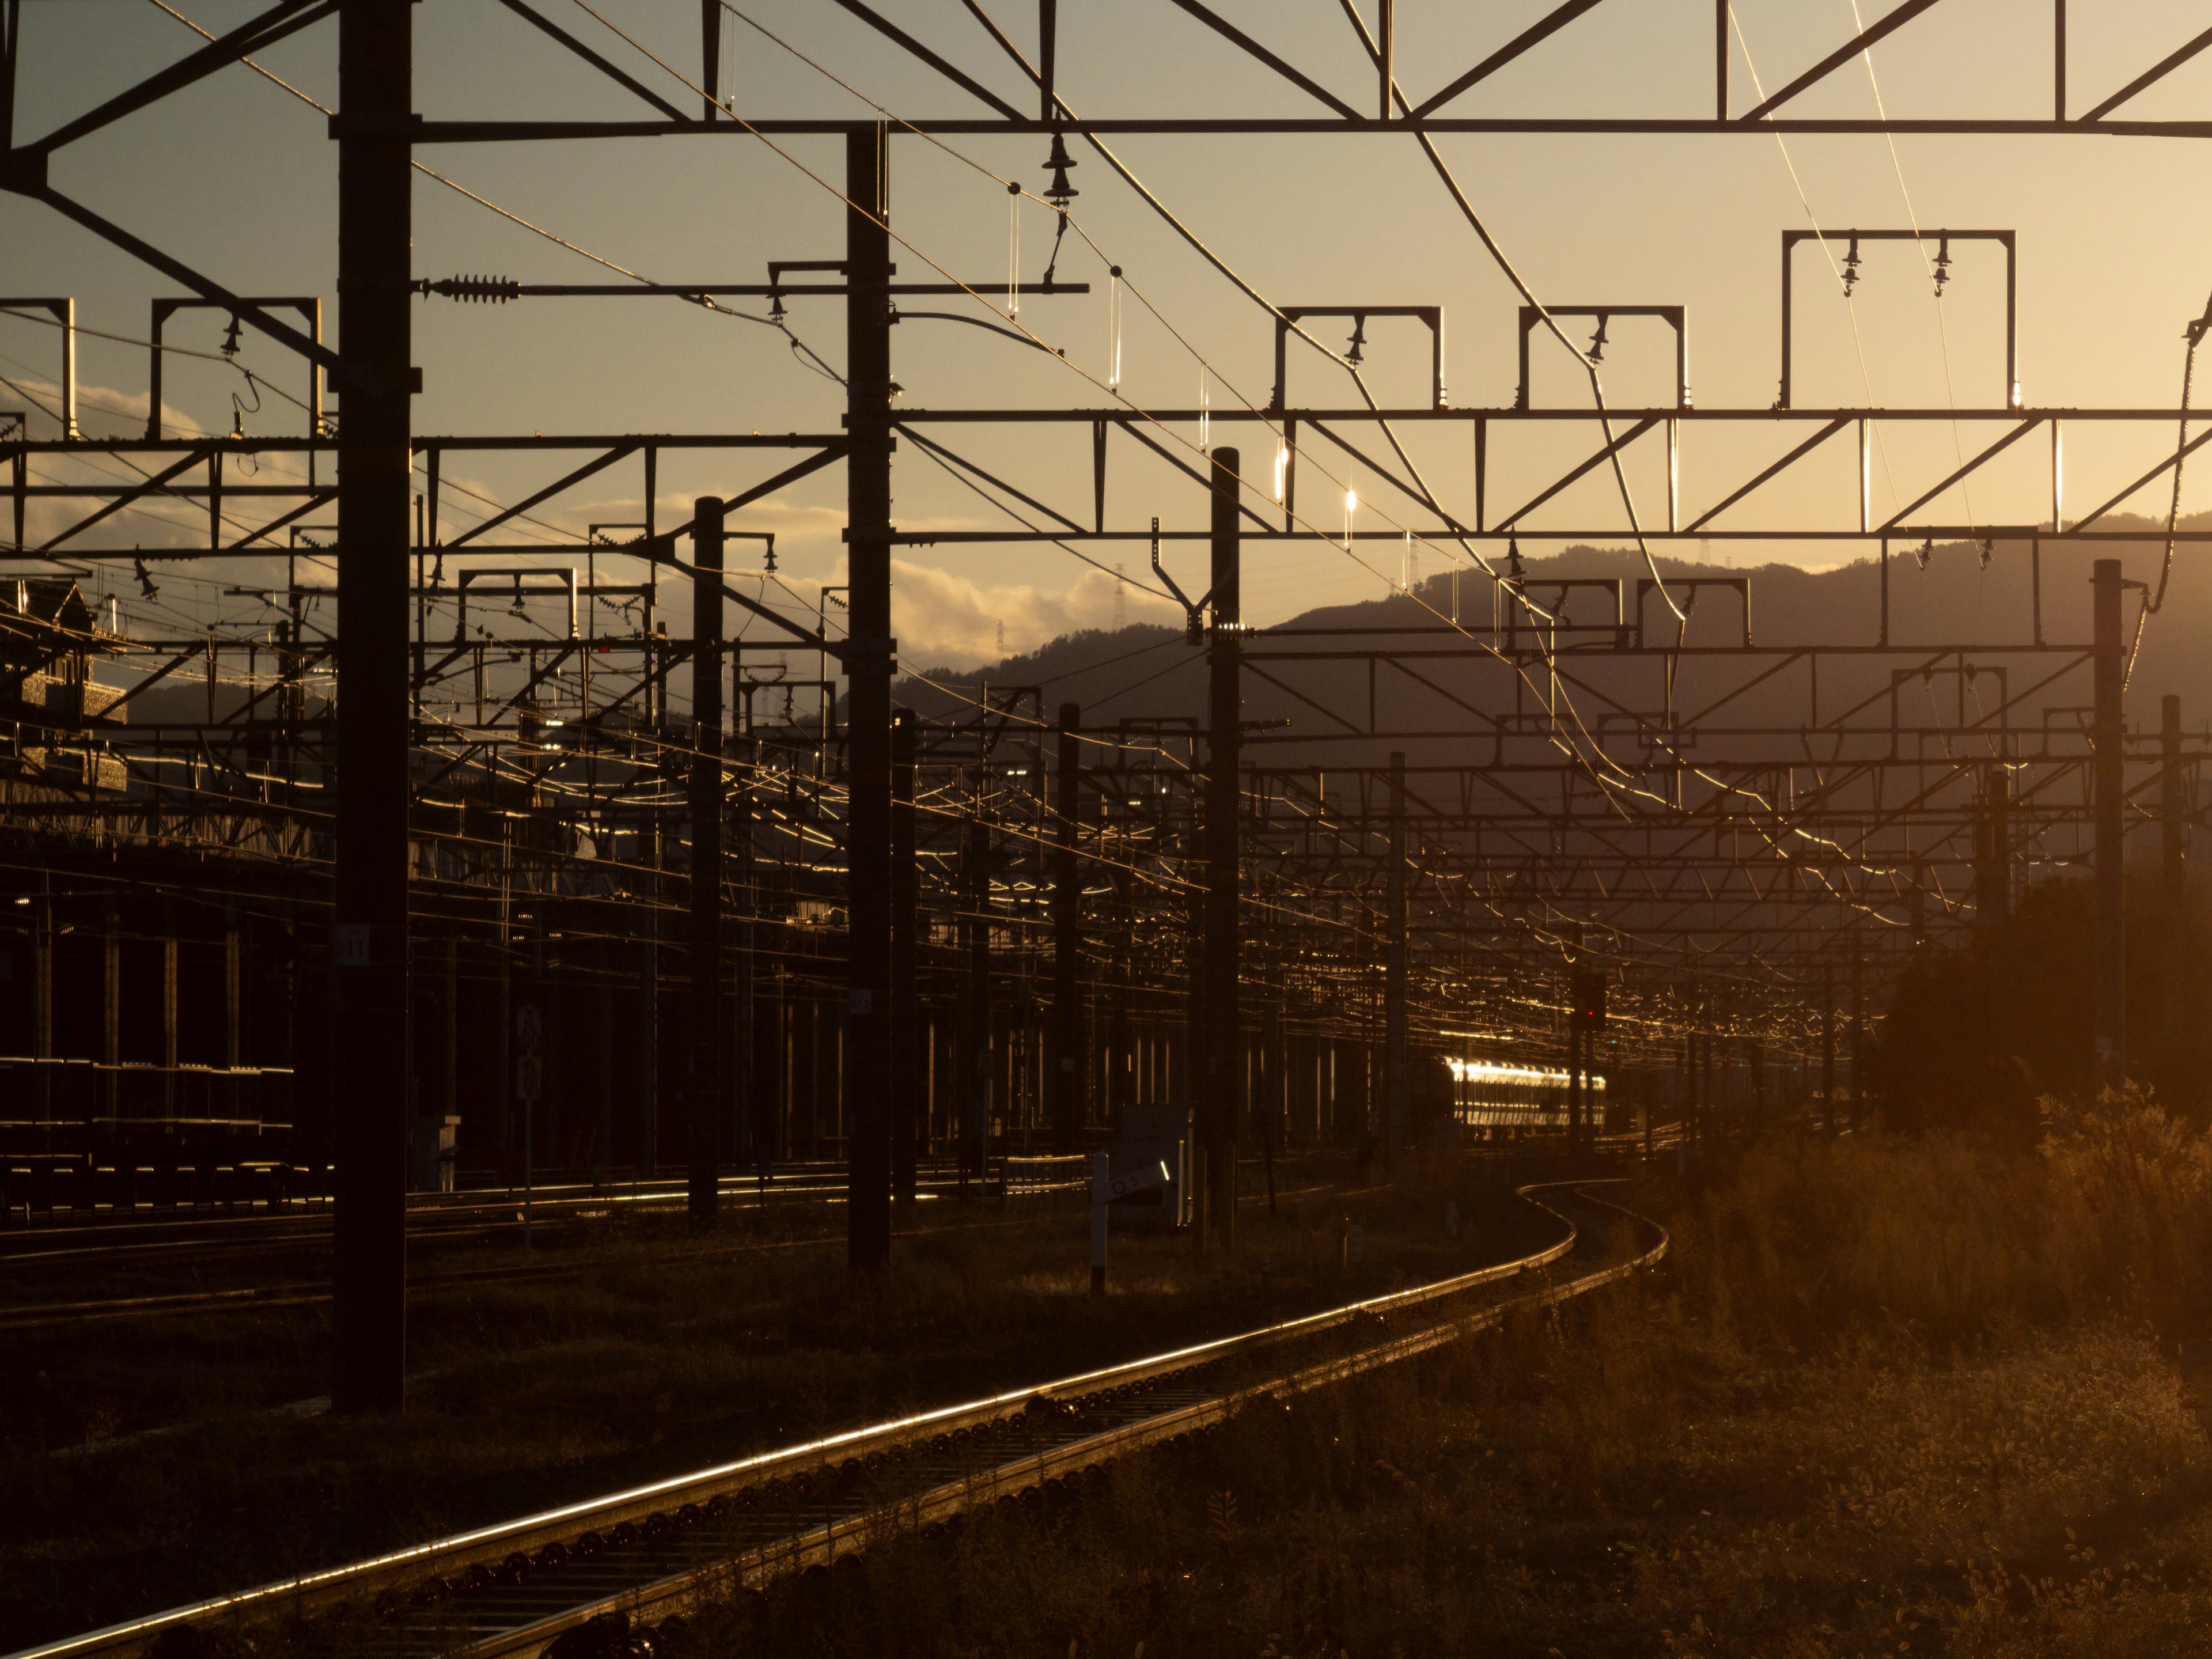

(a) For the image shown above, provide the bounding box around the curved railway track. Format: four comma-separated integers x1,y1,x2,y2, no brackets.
8,1179,1665,1659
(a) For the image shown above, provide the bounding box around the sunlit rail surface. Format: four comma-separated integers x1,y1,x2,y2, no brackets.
7,1180,1663,1659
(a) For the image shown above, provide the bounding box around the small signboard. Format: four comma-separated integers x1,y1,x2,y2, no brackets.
1094,1159,1172,1205
331,925,370,968
516,1054,543,1103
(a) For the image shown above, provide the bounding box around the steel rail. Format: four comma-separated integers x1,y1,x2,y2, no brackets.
450,1183,1665,1659
4,1180,1647,1659
3,1179,1340,1332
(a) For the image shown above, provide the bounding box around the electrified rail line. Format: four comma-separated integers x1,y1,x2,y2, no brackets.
5,1179,1664,1659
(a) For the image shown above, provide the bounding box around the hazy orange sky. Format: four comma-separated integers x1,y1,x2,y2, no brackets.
7,1,2212,666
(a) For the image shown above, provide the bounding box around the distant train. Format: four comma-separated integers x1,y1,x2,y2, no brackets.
1446,1058,1605,1138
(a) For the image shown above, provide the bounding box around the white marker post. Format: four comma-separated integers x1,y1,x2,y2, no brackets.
1092,1153,1172,1297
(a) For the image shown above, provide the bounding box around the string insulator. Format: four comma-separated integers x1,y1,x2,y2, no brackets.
428,275,521,304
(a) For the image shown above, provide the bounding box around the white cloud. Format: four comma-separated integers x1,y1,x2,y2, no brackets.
0,407,1169,668
888,558,1176,669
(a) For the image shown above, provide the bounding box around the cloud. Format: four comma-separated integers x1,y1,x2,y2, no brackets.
694,555,1176,672
0,403,1168,668
889,558,1177,669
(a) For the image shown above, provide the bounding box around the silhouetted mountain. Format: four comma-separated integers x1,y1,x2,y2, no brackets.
897,513,2212,767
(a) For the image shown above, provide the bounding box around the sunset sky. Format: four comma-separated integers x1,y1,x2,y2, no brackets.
8,0,2212,667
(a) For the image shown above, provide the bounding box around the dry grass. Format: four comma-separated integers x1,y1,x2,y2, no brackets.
647,1095,2212,1658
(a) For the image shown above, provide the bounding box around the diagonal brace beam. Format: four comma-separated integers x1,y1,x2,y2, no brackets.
20,187,358,392
1496,417,1658,530
22,0,332,157
39,449,204,551
1408,0,1608,120
1162,0,1361,119
1118,421,1274,532
1739,0,1944,123
1686,418,1849,532
823,0,1024,120
446,444,637,548
2084,24,2212,122
491,0,691,122
1879,416,2040,531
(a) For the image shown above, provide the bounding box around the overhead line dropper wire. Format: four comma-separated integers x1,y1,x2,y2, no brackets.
1328,0,1681,627
0,304,317,423
719,0,1513,642
143,0,1906,968
1724,2,1904,518
143,0,845,384
142,0,1163,629
709,0,1595,665
1844,0,1975,527
575,6,1612,778
149,0,1816,956
561,0,1918,949
713,0,1673,798
2126,289,2212,687
713,0,1642,804
1331,2,1905,918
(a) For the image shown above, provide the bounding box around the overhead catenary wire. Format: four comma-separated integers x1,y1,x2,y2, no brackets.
78,0,1946,995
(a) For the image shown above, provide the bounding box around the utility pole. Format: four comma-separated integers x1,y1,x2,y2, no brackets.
2162,692,2186,910
2162,693,2186,1065
845,122,894,1272
1185,816,1207,1246
687,498,724,1233
638,919,657,1179
731,730,753,1169
330,0,414,1416
2092,558,2125,1091
1384,749,1407,1162
1976,760,2012,926
961,801,991,1197
1202,448,1242,1247
1849,930,1863,1124
1820,962,1835,1137
890,709,918,1203
1050,702,1084,1153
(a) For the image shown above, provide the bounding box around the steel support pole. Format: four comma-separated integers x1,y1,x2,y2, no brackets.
1385,748,1407,1162
1820,962,1835,1137
1849,931,1863,1120
1050,701,1084,1154
2092,558,2125,1090
2162,692,2185,1060
730,731,753,1166
890,709,918,1203
1988,760,2012,925
1203,448,1242,1248
1185,820,1206,1246
330,0,412,1416
845,123,894,1272
2162,693,2185,911
961,805,991,1196
687,498,725,1232
1566,1005,1581,1155
638,924,657,1180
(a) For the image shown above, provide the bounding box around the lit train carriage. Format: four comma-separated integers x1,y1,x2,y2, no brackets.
1446,1058,1605,1139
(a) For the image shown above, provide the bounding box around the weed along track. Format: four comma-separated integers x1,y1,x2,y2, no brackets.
7,1183,1664,1659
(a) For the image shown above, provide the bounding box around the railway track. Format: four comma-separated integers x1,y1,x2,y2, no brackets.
0,1163,971,1264
9,1179,1664,1659
0,1204,1084,1335
4,1166,1350,1332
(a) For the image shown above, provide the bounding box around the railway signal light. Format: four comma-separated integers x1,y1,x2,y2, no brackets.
1572,970,1607,1029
